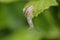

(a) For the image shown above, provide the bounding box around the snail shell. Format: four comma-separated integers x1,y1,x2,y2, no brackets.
24,6,34,17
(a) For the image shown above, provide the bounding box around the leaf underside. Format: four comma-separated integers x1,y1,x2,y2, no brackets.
23,0,58,18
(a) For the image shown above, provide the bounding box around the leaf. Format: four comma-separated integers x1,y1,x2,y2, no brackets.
23,0,58,18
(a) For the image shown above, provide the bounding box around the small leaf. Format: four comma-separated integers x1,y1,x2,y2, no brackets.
23,0,58,18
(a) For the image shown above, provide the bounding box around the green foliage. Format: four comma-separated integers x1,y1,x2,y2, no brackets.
0,0,19,3
0,0,60,40
23,0,58,17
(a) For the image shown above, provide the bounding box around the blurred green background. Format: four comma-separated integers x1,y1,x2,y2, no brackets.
0,0,60,40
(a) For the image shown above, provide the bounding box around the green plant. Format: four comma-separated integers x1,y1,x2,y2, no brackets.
0,0,60,40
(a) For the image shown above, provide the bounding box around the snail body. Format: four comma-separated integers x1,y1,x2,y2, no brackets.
23,6,34,29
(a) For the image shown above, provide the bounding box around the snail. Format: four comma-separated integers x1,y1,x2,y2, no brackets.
23,6,34,29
